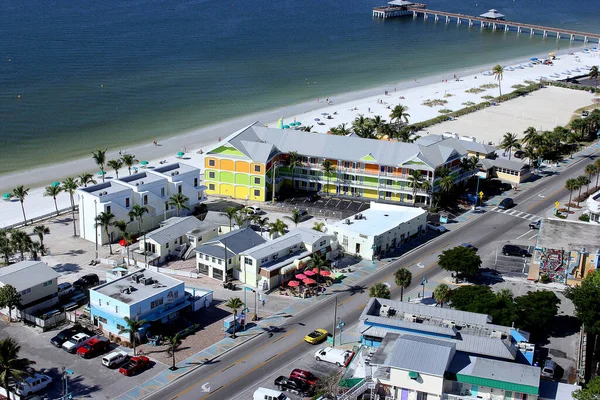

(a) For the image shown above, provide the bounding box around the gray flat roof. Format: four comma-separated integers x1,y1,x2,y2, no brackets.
93,269,183,304
243,232,303,260
151,162,199,178
381,334,456,376
79,180,130,197
448,353,540,389
146,216,203,244
0,261,59,292
196,228,266,256
536,218,600,251
119,171,164,186
479,158,530,172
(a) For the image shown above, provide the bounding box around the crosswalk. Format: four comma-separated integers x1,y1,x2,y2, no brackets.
490,207,540,221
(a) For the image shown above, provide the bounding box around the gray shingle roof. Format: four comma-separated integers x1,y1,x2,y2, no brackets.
0,261,59,292
387,334,456,376
416,134,497,156
448,353,540,389
479,158,530,172
243,227,330,260
196,228,266,256
146,217,204,244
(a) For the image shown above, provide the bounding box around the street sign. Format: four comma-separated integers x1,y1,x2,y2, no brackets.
479,191,484,199
555,201,560,209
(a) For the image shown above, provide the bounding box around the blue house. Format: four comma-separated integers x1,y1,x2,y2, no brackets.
89,269,188,344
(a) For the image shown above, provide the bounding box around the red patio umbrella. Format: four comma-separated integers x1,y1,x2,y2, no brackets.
320,270,331,277
303,278,316,285
119,239,127,246
295,273,307,280
304,270,316,276
288,280,300,287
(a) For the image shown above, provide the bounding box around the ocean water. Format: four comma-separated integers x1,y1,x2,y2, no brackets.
1,0,598,173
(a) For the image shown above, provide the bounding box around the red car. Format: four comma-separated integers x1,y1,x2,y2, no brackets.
77,337,109,359
119,356,150,376
290,369,319,385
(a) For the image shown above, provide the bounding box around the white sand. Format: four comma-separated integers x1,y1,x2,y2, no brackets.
1,48,599,228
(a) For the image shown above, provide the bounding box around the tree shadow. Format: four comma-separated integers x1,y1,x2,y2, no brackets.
332,285,367,296
52,263,82,274
40,366,101,399
550,315,581,338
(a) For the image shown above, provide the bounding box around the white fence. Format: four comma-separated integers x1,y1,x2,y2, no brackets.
144,265,200,279
21,311,66,331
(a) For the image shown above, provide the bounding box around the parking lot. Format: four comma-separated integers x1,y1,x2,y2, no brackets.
480,243,533,276
280,195,371,220
0,320,164,399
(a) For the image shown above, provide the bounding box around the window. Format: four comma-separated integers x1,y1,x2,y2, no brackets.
178,185,182,194
344,161,350,169
98,316,108,324
143,194,148,205
117,323,125,331
43,280,53,287
254,177,261,185
319,240,326,246
165,201,169,211
161,187,165,197
151,298,164,309
261,258,268,264
253,189,260,197
106,206,111,214
228,259,232,265
245,257,253,265
208,159,216,167
342,235,348,246
209,183,216,191
194,178,198,187
310,157,317,164
208,171,216,179
254,165,261,172
218,259,222,265
198,191,203,200
212,257,216,263
126,198,130,208
98,299,102,306
115,305,119,314
130,216,134,222
166,243,169,249
198,263,209,275
21,288,31,295
205,254,209,260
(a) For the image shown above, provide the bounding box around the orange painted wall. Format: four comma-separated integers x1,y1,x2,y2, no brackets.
220,159,235,172
205,157,219,169
236,161,250,173
365,163,379,174
250,163,263,174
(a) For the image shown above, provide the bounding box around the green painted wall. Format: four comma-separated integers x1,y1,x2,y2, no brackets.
205,169,218,181
220,171,234,184
364,176,378,187
210,145,245,156
250,175,263,187
235,173,250,185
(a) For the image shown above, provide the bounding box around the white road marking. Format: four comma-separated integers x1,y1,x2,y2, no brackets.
202,382,211,392
528,232,539,241
516,231,532,240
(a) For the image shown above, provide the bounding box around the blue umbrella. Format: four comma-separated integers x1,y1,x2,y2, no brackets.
98,171,106,176
51,181,60,187
3,193,11,200
283,125,290,129
140,160,149,166
177,151,185,158
314,118,320,121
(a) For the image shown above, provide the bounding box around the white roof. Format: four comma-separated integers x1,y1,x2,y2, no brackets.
480,9,505,19
388,0,414,5
329,202,426,237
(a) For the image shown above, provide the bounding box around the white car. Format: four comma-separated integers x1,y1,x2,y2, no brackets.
15,373,52,396
62,333,92,353
245,206,262,215
427,223,447,233
102,349,129,368
314,347,353,367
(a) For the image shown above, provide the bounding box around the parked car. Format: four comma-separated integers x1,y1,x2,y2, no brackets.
529,220,541,230
73,273,100,290
77,336,110,358
498,198,514,210
62,333,94,353
15,373,52,396
57,282,74,297
502,244,530,258
297,210,310,221
304,328,328,345
314,347,353,367
253,387,290,400
427,223,447,233
290,369,319,386
307,193,320,202
50,326,80,348
274,376,313,396
245,206,262,215
460,243,477,251
513,150,525,159
102,350,129,368
119,356,151,376
541,360,556,379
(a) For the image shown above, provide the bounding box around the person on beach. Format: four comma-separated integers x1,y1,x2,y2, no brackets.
153,140,157,146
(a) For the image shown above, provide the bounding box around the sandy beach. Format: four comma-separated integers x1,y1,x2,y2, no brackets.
1,46,599,227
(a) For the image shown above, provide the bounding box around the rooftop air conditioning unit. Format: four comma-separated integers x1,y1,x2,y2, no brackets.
580,247,587,254
490,330,504,339
404,313,417,323
379,304,390,317
345,219,351,225
98,193,103,197
132,273,144,283
141,277,154,286
175,171,179,175
103,191,107,195
171,172,176,176
136,182,140,186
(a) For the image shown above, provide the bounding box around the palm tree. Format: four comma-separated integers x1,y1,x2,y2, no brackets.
95,211,116,254
389,104,410,125
113,220,128,236
255,216,269,238
28,241,42,260
369,283,391,299
107,159,123,179
434,284,451,308
62,177,79,236
312,222,325,232
590,65,599,88
394,268,412,302
268,219,288,239
500,132,521,160
233,212,247,229
286,151,302,192
571,118,588,141
33,225,50,256
522,127,539,147
168,193,190,216
565,178,578,214
0,337,36,400
224,297,245,338
585,164,598,195
407,170,423,206
118,316,148,356
92,149,107,182
595,159,600,190
285,209,302,227
128,204,149,233
77,172,97,188
321,160,335,196
309,252,328,297
222,207,239,231
439,175,455,196
0,232,12,265
10,230,31,261
43,185,62,215
121,154,139,175
371,115,386,134
0,286,22,323
492,64,504,96
11,186,29,225
329,123,350,136
576,176,590,206
166,333,183,371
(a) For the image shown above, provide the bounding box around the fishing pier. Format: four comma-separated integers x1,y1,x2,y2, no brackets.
372,1,600,44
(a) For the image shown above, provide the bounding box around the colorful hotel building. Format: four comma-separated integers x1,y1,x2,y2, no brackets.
204,123,496,204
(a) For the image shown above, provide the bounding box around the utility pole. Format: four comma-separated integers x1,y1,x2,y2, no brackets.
94,200,98,260
332,296,338,348
271,162,278,205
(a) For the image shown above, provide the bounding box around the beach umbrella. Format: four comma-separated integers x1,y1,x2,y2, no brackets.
51,181,60,187
119,239,127,246
321,112,329,116
177,151,185,157
141,160,149,166
3,193,11,200
295,273,307,280
320,270,331,277
283,125,290,129
304,270,316,276
530,57,538,61
287,280,300,287
314,118,320,121
97,171,106,176
303,278,316,285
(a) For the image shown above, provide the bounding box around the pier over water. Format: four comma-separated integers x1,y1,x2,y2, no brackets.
373,1,600,44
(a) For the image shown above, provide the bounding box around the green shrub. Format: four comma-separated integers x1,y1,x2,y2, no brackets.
481,95,494,100
438,108,453,114
465,87,485,94
512,84,525,89
540,274,552,284
524,80,536,85
444,93,454,98
422,99,448,107
479,83,499,89
462,101,476,106
579,214,591,222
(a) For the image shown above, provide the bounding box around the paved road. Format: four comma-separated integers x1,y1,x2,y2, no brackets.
147,147,599,400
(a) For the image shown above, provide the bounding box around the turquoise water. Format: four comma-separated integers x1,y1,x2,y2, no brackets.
1,0,598,173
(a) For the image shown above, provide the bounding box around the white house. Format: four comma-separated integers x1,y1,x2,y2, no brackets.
240,227,334,290
328,202,427,259
195,228,266,282
77,162,206,245
0,261,60,311
138,216,206,264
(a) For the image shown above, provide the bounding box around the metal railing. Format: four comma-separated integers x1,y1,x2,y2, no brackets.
1,205,78,230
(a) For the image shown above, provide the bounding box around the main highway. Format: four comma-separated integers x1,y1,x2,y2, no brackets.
147,146,599,400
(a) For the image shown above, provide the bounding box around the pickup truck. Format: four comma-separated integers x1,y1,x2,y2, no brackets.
77,336,110,358
274,376,313,396
314,347,354,367
62,333,96,353
119,356,151,376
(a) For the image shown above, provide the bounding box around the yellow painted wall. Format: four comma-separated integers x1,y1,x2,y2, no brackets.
235,186,249,199
206,182,218,195
220,159,235,172
219,183,234,197
236,161,250,173
363,189,378,199
205,157,219,169
495,171,521,184
249,188,264,201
